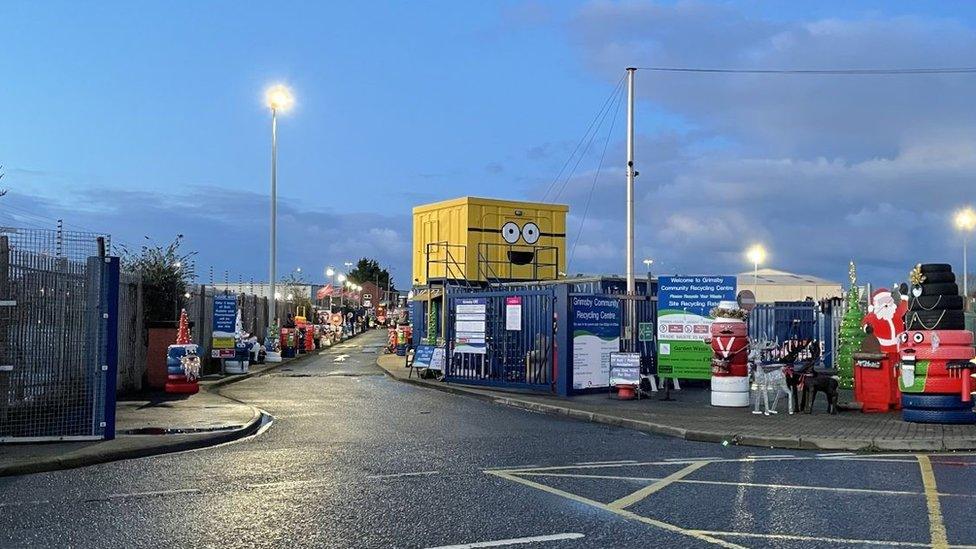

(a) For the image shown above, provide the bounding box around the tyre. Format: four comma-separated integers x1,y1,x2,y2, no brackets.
711,390,750,407
900,330,974,347
904,310,966,331
919,263,952,273
902,407,976,424
909,295,965,311
913,283,959,296
711,375,749,392
906,345,975,361
902,393,974,410
711,321,747,337
919,271,956,283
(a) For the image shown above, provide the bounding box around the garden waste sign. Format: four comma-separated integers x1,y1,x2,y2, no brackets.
657,276,736,380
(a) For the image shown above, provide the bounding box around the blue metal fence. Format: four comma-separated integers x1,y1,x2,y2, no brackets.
445,289,555,390
747,301,840,365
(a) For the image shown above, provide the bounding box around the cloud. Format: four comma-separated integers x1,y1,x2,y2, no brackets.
553,2,976,285
0,184,413,287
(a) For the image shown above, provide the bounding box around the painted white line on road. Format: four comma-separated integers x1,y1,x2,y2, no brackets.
608,461,710,510
573,459,637,465
515,471,976,499
367,470,439,479
486,470,745,548
93,488,200,501
745,454,795,460
817,452,854,457
0,499,51,507
665,456,720,462
424,532,584,548
693,529,945,547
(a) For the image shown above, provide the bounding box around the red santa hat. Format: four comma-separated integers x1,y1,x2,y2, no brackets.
868,288,893,313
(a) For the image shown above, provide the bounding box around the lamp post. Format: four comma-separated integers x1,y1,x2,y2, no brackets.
325,266,336,312
264,83,294,334
746,244,767,297
955,207,976,300
642,258,654,277
337,273,347,308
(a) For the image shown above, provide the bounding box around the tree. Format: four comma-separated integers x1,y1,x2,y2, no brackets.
346,257,395,291
836,261,865,389
120,235,197,323
279,270,313,315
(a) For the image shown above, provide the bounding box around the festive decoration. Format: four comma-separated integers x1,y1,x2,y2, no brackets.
175,308,191,344
836,261,865,389
179,349,201,381
909,263,925,287
862,287,907,353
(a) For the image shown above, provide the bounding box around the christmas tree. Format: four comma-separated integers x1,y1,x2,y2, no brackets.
836,261,864,389
175,308,192,344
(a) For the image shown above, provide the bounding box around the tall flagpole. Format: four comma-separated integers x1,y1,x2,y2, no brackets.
625,67,636,347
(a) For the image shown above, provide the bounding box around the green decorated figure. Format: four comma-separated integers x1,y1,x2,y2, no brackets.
837,261,865,389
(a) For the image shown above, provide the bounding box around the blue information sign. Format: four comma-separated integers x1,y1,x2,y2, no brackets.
571,295,621,389
212,294,237,358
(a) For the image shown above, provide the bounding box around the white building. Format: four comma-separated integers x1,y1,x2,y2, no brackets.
736,268,843,303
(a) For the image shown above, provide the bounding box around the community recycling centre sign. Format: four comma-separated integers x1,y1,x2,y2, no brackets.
571,295,620,390
656,275,736,380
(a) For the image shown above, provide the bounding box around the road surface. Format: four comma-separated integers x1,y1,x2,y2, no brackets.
2,330,974,548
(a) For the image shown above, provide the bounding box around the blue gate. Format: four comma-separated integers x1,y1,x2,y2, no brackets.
445,289,555,390
747,301,839,365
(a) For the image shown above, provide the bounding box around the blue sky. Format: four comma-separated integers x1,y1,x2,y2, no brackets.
3,1,976,289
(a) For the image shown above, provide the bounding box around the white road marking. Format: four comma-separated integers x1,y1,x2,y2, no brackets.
745,454,795,460
0,499,51,507
693,529,953,547
817,452,854,457
333,354,350,362
486,470,745,548
424,532,584,548
90,488,200,501
665,456,720,462
367,470,439,479
573,459,637,465
514,472,976,499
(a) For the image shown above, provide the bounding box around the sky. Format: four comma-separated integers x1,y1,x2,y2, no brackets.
3,0,976,289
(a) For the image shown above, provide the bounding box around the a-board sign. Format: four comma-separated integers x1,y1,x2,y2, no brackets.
506,296,522,331
412,344,446,372
211,294,237,358
571,295,620,389
609,352,641,386
454,297,487,354
656,275,736,380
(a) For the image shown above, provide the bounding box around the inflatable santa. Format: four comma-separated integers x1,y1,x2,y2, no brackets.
862,287,907,353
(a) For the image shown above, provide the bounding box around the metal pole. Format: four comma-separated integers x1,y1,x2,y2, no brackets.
964,233,969,302
754,261,759,295
625,67,636,349
268,108,278,333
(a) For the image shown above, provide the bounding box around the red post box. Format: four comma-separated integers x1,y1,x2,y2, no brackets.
854,350,901,413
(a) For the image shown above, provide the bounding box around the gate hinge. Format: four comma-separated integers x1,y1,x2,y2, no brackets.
0,300,16,307
0,365,13,372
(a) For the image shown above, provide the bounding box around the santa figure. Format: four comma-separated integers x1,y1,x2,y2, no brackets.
862,287,908,353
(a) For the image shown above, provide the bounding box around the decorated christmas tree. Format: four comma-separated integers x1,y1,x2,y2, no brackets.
836,261,864,389
175,308,192,344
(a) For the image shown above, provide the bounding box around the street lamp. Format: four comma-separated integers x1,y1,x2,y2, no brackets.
955,207,976,299
746,244,767,296
642,258,654,276
325,266,336,311
265,83,294,335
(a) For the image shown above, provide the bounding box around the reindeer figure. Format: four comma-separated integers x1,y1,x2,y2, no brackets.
749,341,794,416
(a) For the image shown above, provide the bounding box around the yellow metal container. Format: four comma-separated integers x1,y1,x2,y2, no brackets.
412,196,568,285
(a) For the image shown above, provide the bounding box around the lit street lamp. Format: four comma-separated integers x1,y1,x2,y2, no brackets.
642,258,654,277
746,244,767,296
325,266,336,311
955,207,976,299
265,83,294,335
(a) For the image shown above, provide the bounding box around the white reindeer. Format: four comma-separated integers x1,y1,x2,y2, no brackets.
750,345,794,416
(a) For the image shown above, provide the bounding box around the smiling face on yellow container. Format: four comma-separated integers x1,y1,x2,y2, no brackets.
412,197,568,284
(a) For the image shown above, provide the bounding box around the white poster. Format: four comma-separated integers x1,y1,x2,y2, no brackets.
505,296,522,331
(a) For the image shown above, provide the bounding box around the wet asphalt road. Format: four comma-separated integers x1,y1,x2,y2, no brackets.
2,329,975,548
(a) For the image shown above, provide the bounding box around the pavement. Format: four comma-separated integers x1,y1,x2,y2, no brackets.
0,335,344,477
376,353,976,452
2,328,975,548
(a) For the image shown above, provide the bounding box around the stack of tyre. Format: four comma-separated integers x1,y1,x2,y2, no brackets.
710,312,750,407
899,263,975,424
